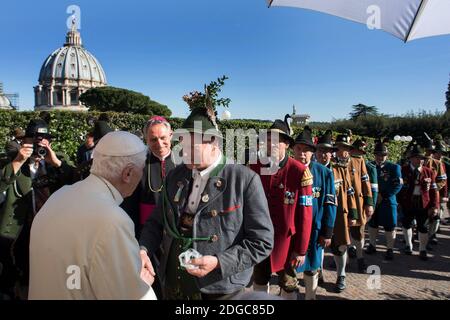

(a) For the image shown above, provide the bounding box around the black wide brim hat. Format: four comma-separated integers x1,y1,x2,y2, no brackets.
294,126,316,150
408,143,427,159
351,139,367,154
373,143,388,156
267,129,295,146
316,130,337,151
316,144,338,152
267,118,294,146
24,119,53,139
93,121,114,143
335,134,352,149
433,140,448,154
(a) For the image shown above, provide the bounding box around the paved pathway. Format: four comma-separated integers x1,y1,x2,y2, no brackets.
266,208,450,300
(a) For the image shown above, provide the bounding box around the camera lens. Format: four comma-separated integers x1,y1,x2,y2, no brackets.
37,146,47,157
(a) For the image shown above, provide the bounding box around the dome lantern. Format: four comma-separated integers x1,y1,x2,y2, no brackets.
65,17,82,47
34,19,107,112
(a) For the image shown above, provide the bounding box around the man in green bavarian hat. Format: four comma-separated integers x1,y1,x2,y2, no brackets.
139,89,274,300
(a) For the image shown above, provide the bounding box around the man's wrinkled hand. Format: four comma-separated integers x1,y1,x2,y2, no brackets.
186,255,219,278
290,252,305,269
365,205,374,218
15,143,33,163
318,236,331,248
428,208,439,218
40,139,61,167
140,250,155,286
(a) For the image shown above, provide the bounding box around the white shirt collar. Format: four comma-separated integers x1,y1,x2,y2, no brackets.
29,160,46,177
376,161,385,168
151,151,171,162
192,152,222,179
269,154,287,169
410,163,422,172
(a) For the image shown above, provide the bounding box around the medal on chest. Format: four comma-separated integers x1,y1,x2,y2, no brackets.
284,191,295,205
423,178,431,191
334,179,343,191
312,186,321,198
174,181,184,203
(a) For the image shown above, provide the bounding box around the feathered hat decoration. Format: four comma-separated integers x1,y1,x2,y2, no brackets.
182,76,230,131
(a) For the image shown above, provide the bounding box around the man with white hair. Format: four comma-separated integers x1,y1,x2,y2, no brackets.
28,131,156,300
139,99,273,300
122,116,176,236
122,116,177,299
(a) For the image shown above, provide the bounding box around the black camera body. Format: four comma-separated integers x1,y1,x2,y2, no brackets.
32,135,47,158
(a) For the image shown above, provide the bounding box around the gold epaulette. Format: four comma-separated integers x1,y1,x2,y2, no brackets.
301,167,314,187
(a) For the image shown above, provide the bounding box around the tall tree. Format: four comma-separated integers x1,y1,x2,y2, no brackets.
349,103,379,121
79,86,171,117
445,76,450,113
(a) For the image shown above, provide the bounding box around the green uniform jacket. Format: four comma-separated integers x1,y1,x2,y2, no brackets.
0,155,74,240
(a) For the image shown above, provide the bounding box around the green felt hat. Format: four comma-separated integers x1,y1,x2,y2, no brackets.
182,107,221,137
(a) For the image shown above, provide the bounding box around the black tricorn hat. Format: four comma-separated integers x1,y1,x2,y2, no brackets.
316,130,336,150
93,121,113,143
408,142,427,159
433,140,448,154
351,138,367,154
24,119,52,139
294,126,316,150
373,139,388,156
335,133,352,148
422,132,435,151
268,114,294,146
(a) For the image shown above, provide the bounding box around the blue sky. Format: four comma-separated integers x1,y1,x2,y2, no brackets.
1,0,449,121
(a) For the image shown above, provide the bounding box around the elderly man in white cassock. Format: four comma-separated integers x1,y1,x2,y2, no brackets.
28,131,156,300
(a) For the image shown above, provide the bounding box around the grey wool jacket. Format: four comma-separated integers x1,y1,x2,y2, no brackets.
139,161,274,294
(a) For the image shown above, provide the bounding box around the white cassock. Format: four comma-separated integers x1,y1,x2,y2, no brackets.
28,174,157,300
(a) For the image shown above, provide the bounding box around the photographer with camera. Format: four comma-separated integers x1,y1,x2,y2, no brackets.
0,119,74,300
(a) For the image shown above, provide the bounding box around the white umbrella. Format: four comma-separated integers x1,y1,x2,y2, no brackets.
268,0,450,42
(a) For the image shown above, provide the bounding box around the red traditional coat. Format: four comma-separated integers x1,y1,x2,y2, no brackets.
399,165,438,211
250,156,313,272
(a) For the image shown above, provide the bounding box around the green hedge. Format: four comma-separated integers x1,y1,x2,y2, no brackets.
0,110,409,163
330,112,450,140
